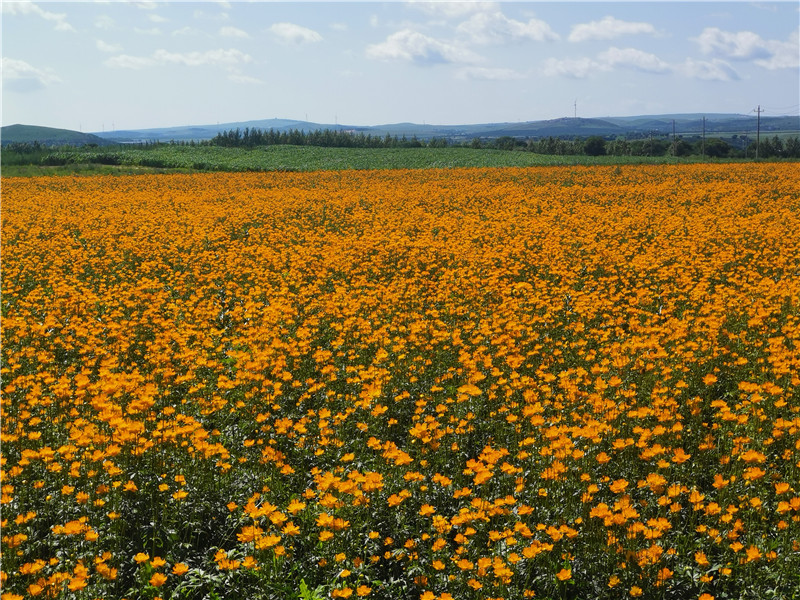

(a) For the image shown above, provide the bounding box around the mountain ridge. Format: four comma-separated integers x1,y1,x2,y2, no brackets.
3,114,798,146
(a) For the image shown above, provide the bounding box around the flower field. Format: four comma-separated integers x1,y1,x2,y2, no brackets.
2,164,800,600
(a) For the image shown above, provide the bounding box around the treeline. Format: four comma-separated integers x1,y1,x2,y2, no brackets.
489,134,800,158
209,126,800,158
211,127,430,149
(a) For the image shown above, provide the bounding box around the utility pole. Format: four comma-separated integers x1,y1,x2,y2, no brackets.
754,105,763,159
672,119,676,156
702,116,706,159
574,100,577,119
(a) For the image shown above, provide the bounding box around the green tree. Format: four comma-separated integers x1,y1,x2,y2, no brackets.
584,136,606,156
705,138,731,158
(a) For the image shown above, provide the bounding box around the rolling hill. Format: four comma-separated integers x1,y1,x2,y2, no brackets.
4,113,799,146
1,124,111,146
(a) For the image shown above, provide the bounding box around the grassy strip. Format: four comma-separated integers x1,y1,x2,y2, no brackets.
0,145,710,177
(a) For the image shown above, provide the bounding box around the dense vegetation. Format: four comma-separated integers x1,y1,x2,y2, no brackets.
3,126,798,178
0,144,698,177
210,127,800,159
3,165,800,600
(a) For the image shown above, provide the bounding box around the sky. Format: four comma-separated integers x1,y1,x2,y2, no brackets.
2,1,798,132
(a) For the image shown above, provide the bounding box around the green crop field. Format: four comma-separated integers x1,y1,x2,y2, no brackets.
1,144,708,177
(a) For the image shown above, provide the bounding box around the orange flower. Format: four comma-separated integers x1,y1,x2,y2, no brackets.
556,568,572,581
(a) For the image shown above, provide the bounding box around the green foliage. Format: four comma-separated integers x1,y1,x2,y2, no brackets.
583,136,607,156
2,145,700,178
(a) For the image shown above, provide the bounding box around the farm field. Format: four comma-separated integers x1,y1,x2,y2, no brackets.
2,144,705,178
2,164,800,600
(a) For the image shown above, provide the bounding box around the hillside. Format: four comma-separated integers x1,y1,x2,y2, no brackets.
90,113,799,144
1,124,110,146
6,114,799,146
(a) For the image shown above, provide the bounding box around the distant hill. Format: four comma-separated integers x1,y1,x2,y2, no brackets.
7,113,798,146
1,124,110,146
92,113,798,144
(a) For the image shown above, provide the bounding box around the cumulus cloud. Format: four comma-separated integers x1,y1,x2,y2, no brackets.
2,1,75,32
172,26,201,36
134,27,162,36
104,48,252,69
220,25,249,39
409,1,498,19
457,10,559,44
541,56,599,79
269,22,323,44
680,58,740,81
228,73,264,85
455,66,526,80
543,47,670,78
94,15,115,30
569,16,656,42
366,29,481,65
598,47,670,73
693,27,798,69
2,57,62,92
96,40,123,53
759,29,799,69
694,27,771,60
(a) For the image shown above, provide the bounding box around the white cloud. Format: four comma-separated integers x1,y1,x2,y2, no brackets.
543,47,670,78
569,16,657,43
542,56,599,79
105,48,252,70
409,1,497,20
695,27,799,70
694,27,771,60
134,27,162,36
193,8,230,22
220,26,250,39
2,57,62,92
148,14,168,24
455,66,526,81
153,48,252,67
228,73,264,85
269,22,323,44
598,47,670,73
755,29,799,70
96,40,123,53
94,15,115,30
104,54,156,70
680,58,739,81
366,29,482,65
457,10,559,45
172,26,200,36
3,1,75,32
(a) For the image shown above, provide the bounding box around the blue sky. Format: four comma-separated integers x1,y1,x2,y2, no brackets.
3,1,798,132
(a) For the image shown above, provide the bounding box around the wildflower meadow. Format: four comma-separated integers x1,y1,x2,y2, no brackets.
2,164,799,600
